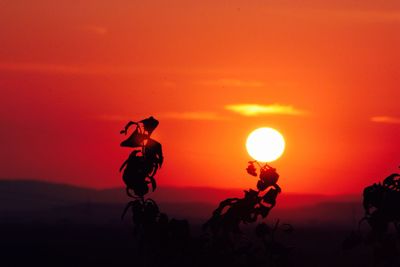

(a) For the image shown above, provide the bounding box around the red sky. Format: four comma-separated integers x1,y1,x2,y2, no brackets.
0,0,399,194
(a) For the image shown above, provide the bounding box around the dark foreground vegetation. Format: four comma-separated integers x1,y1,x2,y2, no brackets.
0,222,376,267
0,180,398,267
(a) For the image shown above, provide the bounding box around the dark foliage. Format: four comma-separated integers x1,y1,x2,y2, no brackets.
119,116,163,197
119,117,191,266
203,161,292,266
343,170,400,266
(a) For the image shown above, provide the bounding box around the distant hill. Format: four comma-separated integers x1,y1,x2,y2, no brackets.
0,180,363,226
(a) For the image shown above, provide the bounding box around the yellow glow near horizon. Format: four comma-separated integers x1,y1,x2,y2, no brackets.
246,127,285,162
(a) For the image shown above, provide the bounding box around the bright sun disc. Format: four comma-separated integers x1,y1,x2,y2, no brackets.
246,127,285,162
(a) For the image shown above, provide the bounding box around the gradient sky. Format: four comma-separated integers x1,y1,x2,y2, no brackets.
1,0,399,194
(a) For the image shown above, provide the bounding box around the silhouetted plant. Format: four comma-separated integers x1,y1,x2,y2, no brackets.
119,116,163,197
203,161,293,265
119,117,190,266
343,168,400,266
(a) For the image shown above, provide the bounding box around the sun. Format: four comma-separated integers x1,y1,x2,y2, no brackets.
246,127,285,162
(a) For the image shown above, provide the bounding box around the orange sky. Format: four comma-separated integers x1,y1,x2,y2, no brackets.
0,0,399,194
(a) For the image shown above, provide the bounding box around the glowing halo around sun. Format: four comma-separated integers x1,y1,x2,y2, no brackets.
246,127,285,162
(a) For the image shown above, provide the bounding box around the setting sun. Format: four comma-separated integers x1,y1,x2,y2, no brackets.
246,127,285,162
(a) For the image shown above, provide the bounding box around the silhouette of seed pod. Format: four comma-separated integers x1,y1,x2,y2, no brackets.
259,168,279,186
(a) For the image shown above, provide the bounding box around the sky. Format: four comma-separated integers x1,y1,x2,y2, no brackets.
0,0,399,194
